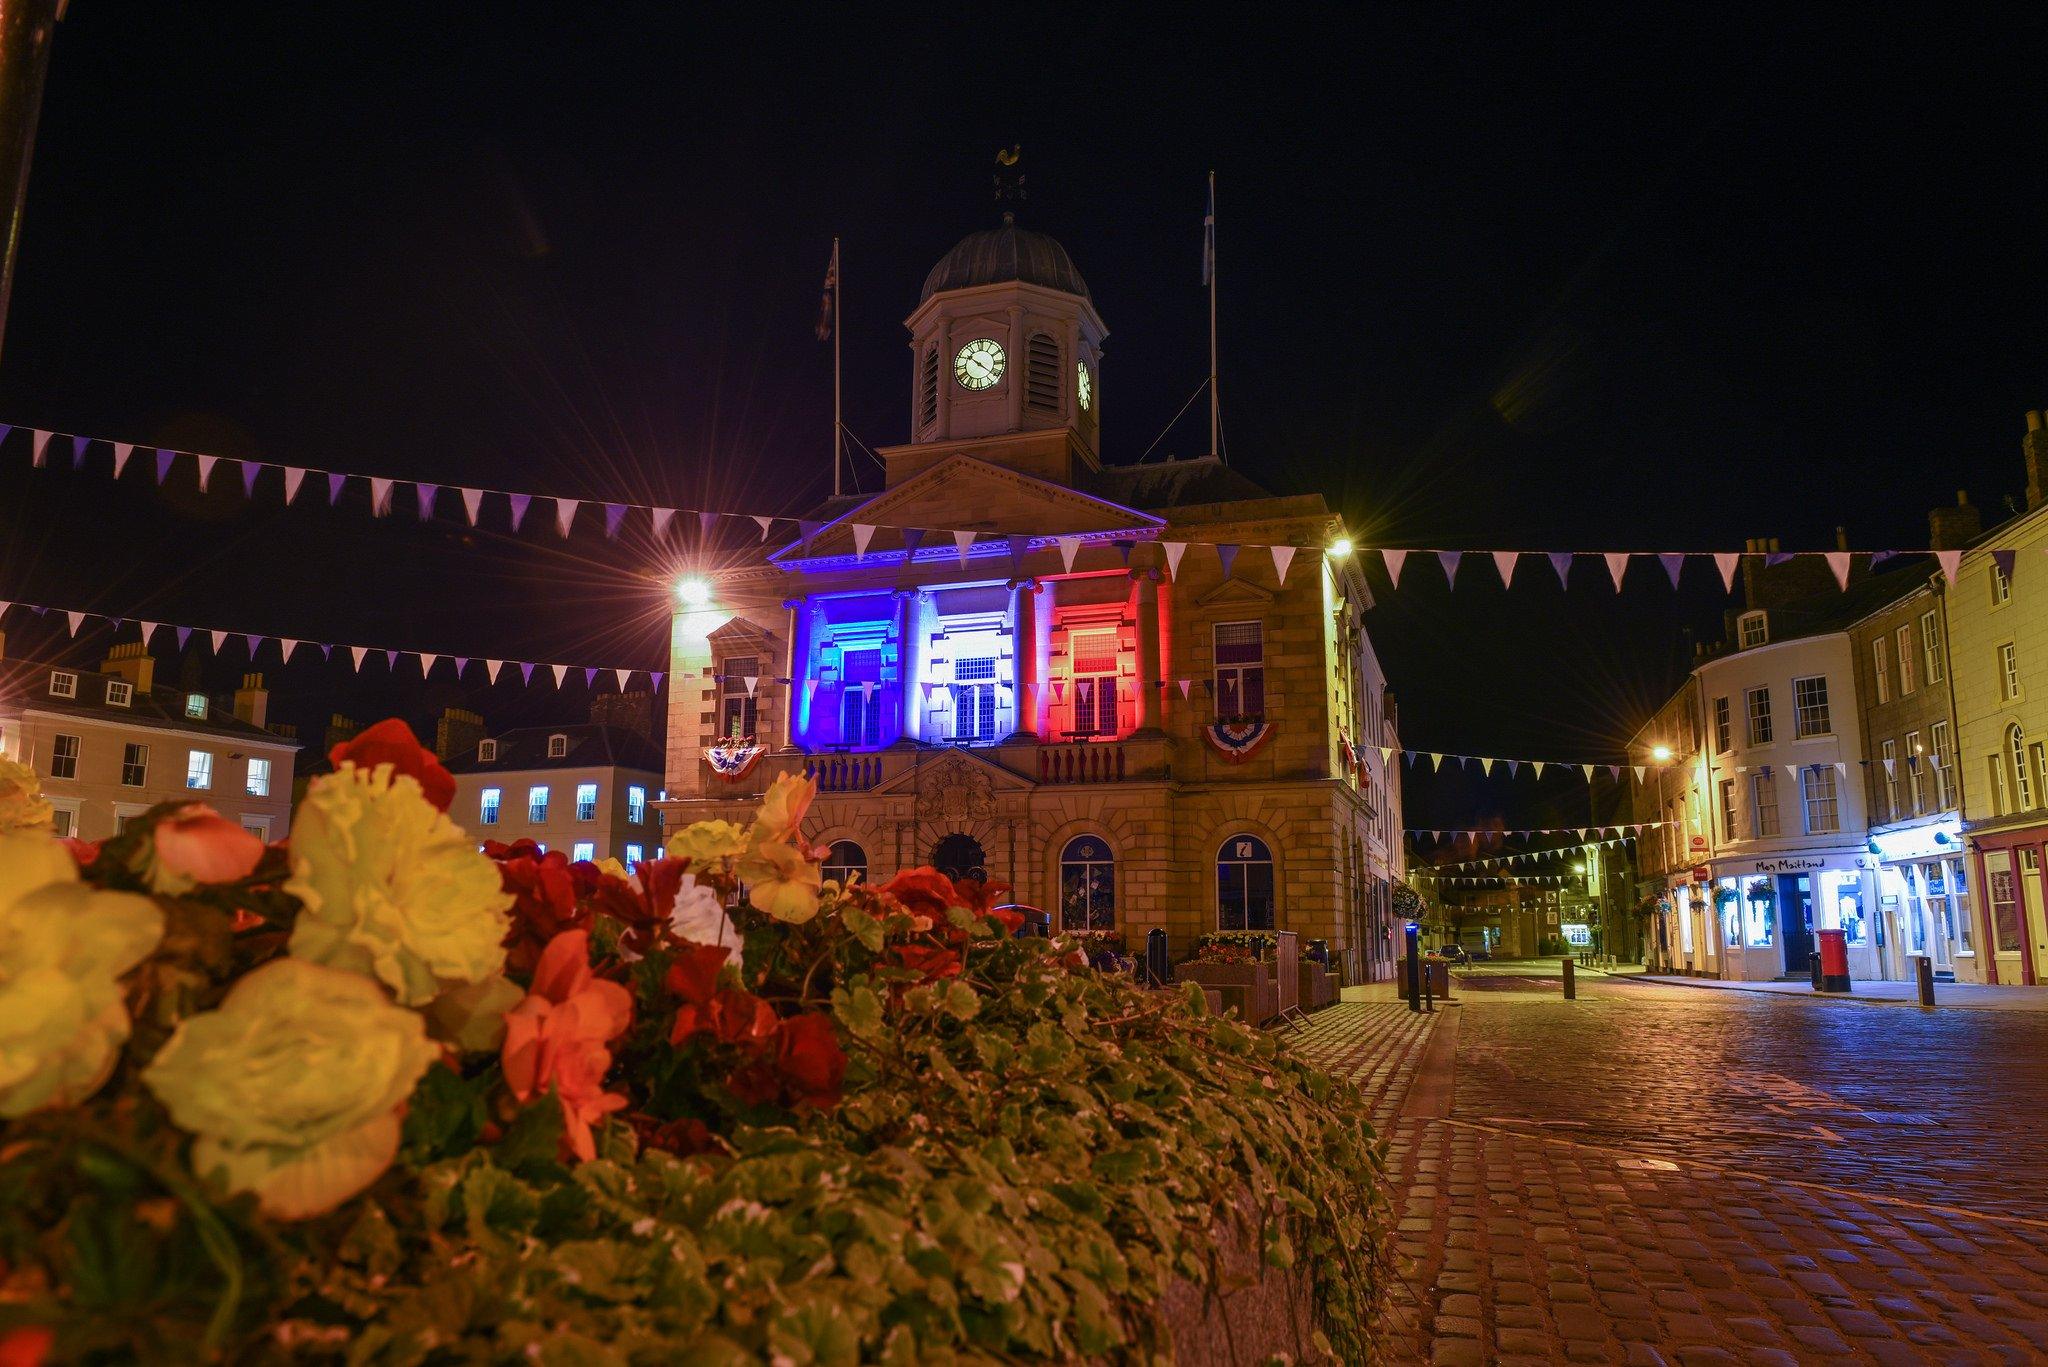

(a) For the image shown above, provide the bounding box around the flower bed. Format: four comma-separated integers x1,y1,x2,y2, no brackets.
0,722,1392,1362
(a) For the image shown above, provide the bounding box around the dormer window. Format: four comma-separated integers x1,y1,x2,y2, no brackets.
185,693,208,719
1737,612,1768,650
478,739,498,763
106,681,133,709
546,734,568,759
48,671,76,699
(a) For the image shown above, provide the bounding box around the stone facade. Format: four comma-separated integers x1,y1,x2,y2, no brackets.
658,220,1403,980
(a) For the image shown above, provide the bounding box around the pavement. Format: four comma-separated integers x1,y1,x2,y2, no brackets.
1299,960,2048,1364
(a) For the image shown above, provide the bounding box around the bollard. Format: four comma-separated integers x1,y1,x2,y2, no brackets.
1916,954,1936,1007
1404,922,1422,1013
1809,934,1824,991
1562,955,1576,1000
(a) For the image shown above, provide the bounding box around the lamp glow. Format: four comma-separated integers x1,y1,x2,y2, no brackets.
1650,744,1674,763
676,577,712,608
1328,535,1354,558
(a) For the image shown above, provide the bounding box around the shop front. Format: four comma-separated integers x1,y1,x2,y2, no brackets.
1967,822,2048,985
1868,817,1974,983
1702,851,1873,982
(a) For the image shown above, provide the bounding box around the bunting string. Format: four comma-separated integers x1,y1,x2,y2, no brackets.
1411,834,1641,874
0,598,663,693
1395,748,1666,785
1406,822,1667,840
1375,546,1984,594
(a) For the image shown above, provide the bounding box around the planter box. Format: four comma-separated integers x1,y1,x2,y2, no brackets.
1174,960,1278,1024
1298,963,1338,1011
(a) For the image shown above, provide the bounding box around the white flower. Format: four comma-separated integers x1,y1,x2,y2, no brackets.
665,871,738,949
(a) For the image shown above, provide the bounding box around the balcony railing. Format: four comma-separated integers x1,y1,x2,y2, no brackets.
804,753,886,792
1037,742,1127,784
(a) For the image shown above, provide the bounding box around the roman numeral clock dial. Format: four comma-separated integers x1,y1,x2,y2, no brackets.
953,338,1005,390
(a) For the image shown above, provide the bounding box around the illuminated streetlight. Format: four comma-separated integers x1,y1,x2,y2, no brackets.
1328,535,1354,558
676,577,712,608
1650,743,1674,763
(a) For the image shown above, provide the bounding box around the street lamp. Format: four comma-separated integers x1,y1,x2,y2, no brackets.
1650,743,1674,763
675,577,712,608
1328,535,1354,559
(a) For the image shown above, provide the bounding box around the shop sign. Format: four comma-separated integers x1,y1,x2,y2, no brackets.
1753,856,1825,873
1562,922,1592,946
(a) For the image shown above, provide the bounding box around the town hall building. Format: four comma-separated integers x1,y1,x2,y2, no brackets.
658,216,1404,982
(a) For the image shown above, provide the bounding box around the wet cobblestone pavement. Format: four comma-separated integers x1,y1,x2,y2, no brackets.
1301,970,2048,1364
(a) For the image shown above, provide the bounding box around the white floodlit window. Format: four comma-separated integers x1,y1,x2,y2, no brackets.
1800,765,1840,834
1921,609,1944,683
571,841,596,862
1792,676,1831,738
185,693,208,719
528,785,550,822
1870,638,1889,705
547,734,568,758
48,670,77,699
576,782,598,821
49,733,80,780
1897,625,1916,694
1992,560,2012,605
627,784,646,824
1881,740,1899,820
246,757,271,797
121,743,148,786
480,787,501,825
2001,642,2022,701
624,843,645,868
186,749,213,790
1745,687,1773,746
106,680,133,708
479,739,498,762
1750,772,1780,837
1737,612,1768,649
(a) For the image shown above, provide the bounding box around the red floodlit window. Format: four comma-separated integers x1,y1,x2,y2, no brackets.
1070,631,1120,735
1214,621,1265,718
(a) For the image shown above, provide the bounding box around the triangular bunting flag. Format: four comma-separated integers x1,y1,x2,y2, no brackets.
1993,548,2017,583
1052,680,1066,702
280,639,300,663
1429,753,1444,771
138,621,158,646
651,672,664,691
1882,757,1896,777
326,471,346,504
350,646,368,671
555,499,579,536
281,466,305,503
1179,679,1193,699
198,455,223,492
485,659,504,684
31,430,51,467
1436,550,1462,587
113,442,135,478
753,515,773,541
1492,550,1518,587
1581,765,1596,782
383,650,398,671
369,476,394,515
1271,544,1297,584
1633,765,1647,783
175,627,191,649
852,523,876,559
1608,765,1623,781
155,448,176,483
1825,550,1852,591
1163,541,1187,581
615,668,632,690
1604,552,1630,590
1714,552,1740,591
804,679,820,702
902,527,927,559
1479,757,1494,777
1383,548,1409,587
419,652,439,677
651,507,676,537
64,611,85,636
1935,549,1962,584
584,668,599,689
743,676,759,697
517,662,537,685
1006,533,1031,573
953,530,975,566
698,510,719,540
1112,539,1136,566
1057,536,1080,572
1658,553,1684,589
798,519,825,549
70,435,90,466
859,681,875,700
1217,544,1240,578
243,634,262,657
550,664,569,687
416,483,438,519
461,487,484,525
605,504,628,538
1532,760,1546,779
209,630,228,654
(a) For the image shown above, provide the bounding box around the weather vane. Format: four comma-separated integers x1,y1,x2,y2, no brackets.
993,144,1025,214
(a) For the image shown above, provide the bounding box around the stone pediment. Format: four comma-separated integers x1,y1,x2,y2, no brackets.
1195,577,1276,608
772,455,1162,564
708,617,778,650
869,746,1036,821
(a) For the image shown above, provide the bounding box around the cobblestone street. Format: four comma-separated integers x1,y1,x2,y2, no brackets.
1305,967,2048,1364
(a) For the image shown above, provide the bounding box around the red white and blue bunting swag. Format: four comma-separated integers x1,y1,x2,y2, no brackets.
1203,718,1278,762
703,740,766,782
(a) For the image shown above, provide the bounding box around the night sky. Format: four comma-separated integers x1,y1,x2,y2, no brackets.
1,9,2044,830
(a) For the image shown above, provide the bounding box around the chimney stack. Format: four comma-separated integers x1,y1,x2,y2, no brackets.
1930,490,1982,551
232,674,268,729
434,706,486,761
100,641,157,693
2026,411,2048,511
589,690,656,746
324,714,360,755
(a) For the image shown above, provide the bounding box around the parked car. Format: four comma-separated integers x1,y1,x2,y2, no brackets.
1436,944,1470,964
1468,946,1491,962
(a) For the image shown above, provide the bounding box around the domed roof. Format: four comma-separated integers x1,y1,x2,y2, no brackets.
920,216,1091,303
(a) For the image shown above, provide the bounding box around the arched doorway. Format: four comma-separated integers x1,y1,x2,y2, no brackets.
930,832,988,882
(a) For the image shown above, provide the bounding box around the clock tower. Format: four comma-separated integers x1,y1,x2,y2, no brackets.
879,211,1108,490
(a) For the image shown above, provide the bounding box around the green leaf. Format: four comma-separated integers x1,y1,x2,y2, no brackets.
402,1064,491,1166
831,983,885,1040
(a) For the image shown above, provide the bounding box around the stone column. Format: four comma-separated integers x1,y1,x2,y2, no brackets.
1133,568,1162,733
783,598,813,749
1011,578,1040,740
894,589,920,742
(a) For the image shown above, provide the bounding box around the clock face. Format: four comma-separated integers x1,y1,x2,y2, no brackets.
953,338,1005,390
1077,361,1093,411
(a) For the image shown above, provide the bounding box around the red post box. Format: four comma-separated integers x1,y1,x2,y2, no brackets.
1816,928,1851,993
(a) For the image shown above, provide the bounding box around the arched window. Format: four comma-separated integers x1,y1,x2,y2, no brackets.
919,346,940,429
931,833,987,882
1059,835,1115,931
2012,723,2033,810
822,840,867,886
1026,332,1060,411
1217,835,1276,931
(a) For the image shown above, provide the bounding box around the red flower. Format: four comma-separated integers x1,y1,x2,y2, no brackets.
59,837,100,867
493,845,585,976
878,867,959,925
632,1114,719,1155
501,930,634,1162
890,942,963,982
153,804,265,886
585,856,691,956
329,718,456,812
774,1012,847,1110
0,1326,54,1367
664,942,730,1006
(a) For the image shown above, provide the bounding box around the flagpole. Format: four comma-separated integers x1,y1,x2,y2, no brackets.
1206,171,1220,464
832,237,843,498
